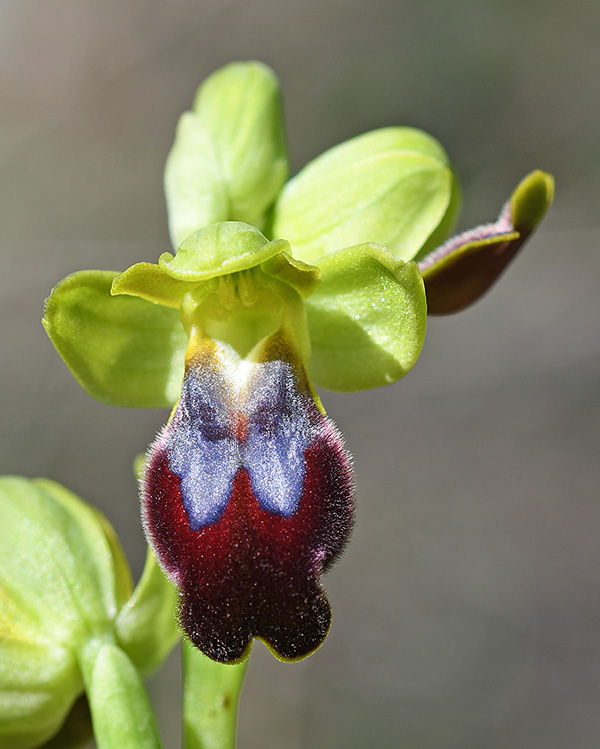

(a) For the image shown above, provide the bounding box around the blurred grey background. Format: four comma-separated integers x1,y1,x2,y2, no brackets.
1,1,599,747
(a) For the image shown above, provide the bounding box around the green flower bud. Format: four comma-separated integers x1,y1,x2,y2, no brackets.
0,477,176,748
0,477,126,746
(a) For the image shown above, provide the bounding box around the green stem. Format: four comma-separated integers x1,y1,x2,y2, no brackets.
79,639,163,749
182,642,248,749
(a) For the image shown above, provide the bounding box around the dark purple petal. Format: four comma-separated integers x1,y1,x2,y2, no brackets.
418,170,553,314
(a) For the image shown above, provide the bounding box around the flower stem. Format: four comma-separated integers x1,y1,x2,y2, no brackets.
182,642,248,749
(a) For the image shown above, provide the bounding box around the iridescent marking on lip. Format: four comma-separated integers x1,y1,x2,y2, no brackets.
165,344,321,530
142,334,355,663
244,358,315,517
166,355,238,529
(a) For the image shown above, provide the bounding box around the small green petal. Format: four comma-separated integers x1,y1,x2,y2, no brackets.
116,549,179,676
273,127,454,265
164,113,229,250
43,270,186,407
305,243,427,391
111,262,198,308
159,222,289,281
260,251,321,298
193,61,289,230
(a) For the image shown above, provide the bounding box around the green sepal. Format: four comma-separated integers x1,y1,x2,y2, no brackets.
80,643,162,749
111,262,199,308
164,113,228,250
260,251,321,298
272,127,455,265
159,222,289,282
419,170,554,315
305,243,427,391
182,642,248,749
165,61,288,248
0,477,133,748
193,61,289,229
43,270,187,407
116,549,180,676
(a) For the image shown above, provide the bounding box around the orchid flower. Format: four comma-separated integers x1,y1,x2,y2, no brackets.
43,61,553,665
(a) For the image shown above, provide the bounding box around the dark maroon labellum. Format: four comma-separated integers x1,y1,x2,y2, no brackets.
142,335,354,663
